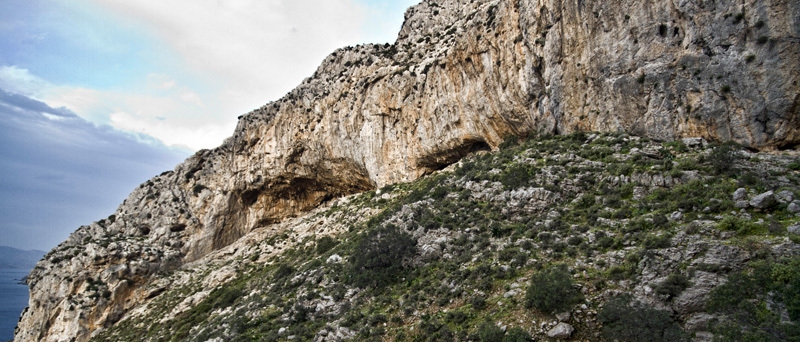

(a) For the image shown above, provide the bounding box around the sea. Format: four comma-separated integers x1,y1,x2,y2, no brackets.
0,269,30,342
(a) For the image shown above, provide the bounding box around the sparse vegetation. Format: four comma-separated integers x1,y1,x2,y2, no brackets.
525,265,583,314
599,295,688,342
347,223,417,289
92,132,800,342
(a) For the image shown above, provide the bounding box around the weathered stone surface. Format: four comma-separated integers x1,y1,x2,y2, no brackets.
681,137,707,148
789,202,800,214
777,190,795,204
16,0,800,340
674,271,726,315
684,313,716,332
750,191,778,209
732,188,748,201
546,322,574,339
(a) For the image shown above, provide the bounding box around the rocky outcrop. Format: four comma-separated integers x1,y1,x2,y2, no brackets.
16,0,800,340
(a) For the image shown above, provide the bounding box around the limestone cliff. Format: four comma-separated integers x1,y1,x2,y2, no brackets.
15,0,800,340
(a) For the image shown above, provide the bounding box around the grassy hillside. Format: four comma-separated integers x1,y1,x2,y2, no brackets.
94,133,800,341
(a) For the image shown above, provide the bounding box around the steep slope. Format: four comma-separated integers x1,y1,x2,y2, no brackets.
15,0,800,340
88,133,800,341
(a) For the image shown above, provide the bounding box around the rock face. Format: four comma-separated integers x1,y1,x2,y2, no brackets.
547,322,575,339
15,0,800,341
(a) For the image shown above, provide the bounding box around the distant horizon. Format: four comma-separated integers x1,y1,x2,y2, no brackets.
0,245,47,253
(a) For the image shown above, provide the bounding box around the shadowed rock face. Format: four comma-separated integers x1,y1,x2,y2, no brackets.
16,0,799,340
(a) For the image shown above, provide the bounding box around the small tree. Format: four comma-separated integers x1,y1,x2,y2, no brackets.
477,321,505,342
315,236,338,254
706,141,740,176
655,273,691,301
599,295,687,342
525,265,583,314
347,224,416,289
503,327,532,342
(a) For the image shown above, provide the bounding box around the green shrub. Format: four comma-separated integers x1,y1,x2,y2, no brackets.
655,273,691,301
503,327,531,342
347,224,417,289
445,310,469,325
567,236,584,246
499,163,537,189
717,216,767,236
525,265,583,314
315,236,338,254
707,259,800,340
470,296,487,310
599,295,687,342
477,321,505,342
273,263,295,281
596,236,614,249
643,234,672,249
663,140,688,153
706,142,740,176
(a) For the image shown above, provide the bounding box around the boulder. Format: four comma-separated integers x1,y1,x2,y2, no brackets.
732,188,748,201
749,191,777,210
326,254,342,264
681,138,707,148
776,190,795,204
547,322,574,339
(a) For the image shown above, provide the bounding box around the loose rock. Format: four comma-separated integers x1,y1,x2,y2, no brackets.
732,188,748,202
749,191,777,210
547,322,574,339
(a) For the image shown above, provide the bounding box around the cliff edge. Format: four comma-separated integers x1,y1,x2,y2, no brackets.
15,0,799,340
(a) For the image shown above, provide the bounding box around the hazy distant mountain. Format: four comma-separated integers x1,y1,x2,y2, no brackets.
0,246,45,270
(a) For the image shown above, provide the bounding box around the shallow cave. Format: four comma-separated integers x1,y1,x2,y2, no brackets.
418,139,491,173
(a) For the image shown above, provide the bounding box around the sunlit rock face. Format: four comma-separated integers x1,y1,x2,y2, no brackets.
16,0,799,340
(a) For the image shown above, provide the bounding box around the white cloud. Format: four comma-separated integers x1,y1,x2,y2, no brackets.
2,1,417,152
91,0,373,114
109,111,235,151
0,66,228,150
0,65,51,98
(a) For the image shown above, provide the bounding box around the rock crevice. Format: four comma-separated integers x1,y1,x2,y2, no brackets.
15,0,799,340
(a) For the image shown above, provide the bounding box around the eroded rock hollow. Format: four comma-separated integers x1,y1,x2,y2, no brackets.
16,0,799,340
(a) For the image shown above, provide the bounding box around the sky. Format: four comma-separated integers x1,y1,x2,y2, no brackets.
0,0,419,251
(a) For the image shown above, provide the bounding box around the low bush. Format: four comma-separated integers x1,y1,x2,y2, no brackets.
503,327,531,342
525,265,583,314
598,295,687,342
706,141,740,176
707,259,800,340
655,273,691,301
476,321,505,342
315,236,338,254
347,224,417,289
717,216,767,236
